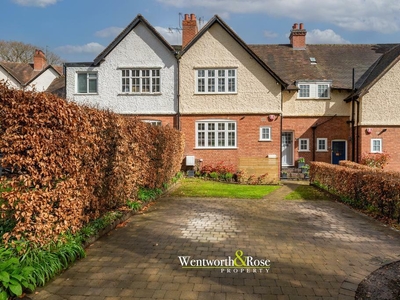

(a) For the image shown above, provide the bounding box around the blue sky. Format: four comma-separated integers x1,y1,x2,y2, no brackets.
3,0,400,62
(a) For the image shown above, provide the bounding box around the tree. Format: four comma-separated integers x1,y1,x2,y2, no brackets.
0,40,63,65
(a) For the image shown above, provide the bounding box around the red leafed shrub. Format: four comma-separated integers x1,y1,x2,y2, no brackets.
0,82,184,245
360,152,390,169
311,161,400,223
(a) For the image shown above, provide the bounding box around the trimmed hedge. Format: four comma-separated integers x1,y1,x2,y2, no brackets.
0,82,184,245
310,161,400,223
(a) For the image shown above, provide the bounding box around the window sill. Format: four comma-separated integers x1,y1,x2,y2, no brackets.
74,93,98,95
194,147,237,150
297,98,331,100
118,93,162,96
195,92,238,95
298,150,310,152
316,150,328,152
259,140,272,142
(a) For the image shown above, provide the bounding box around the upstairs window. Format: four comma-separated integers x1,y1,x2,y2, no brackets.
77,72,97,94
297,82,331,99
196,69,237,94
121,69,160,94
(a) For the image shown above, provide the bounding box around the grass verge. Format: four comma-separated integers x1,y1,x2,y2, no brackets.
168,178,281,199
284,185,331,200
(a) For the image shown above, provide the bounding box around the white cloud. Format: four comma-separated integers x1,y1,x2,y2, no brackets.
95,27,124,38
12,0,59,7
56,43,105,54
263,30,278,39
156,0,400,33
154,26,182,45
307,29,350,44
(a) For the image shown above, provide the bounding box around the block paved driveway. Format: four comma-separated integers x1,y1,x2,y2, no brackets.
30,183,400,300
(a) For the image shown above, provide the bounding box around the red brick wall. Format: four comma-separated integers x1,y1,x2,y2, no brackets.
358,126,400,172
283,116,351,165
181,114,281,173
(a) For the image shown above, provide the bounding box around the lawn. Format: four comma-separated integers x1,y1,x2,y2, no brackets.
284,185,331,200
168,178,281,199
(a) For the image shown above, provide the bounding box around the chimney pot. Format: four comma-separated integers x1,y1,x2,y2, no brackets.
182,13,198,48
33,49,47,71
289,22,307,50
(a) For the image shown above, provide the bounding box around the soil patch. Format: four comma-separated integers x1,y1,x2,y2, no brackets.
355,261,400,299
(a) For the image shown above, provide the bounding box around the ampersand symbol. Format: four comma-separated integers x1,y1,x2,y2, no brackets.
234,250,247,267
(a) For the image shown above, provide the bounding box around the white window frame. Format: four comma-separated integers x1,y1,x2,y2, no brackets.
76,72,98,94
120,68,161,94
298,138,310,152
297,82,331,99
317,138,328,152
195,69,237,94
195,120,237,149
259,126,272,141
142,120,162,126
371,139,382,153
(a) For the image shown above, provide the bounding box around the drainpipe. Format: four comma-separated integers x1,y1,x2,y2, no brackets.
312,125,316,161
356,98,360,162
176,54,181,130
351,68,356,161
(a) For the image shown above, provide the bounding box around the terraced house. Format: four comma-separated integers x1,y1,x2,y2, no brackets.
64,14,400,179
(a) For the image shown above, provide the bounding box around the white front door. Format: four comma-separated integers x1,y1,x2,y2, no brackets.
282,132,294,166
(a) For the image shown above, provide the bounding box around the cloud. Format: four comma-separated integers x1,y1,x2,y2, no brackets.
307,29,350,44
154,26,182,45
56,43,105,54
263,30,278,39
95,27,124,38
12,0,59,7
156,0,400,33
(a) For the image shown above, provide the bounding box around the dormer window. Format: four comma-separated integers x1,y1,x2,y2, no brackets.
297,81,331,99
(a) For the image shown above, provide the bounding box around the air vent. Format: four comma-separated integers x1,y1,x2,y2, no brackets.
186,156,195,166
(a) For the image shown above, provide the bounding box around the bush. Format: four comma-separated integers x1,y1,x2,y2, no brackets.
360,152,390,169
0,82,185,245
311,161,400,223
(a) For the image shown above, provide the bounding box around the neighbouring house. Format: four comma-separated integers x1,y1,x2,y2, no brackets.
344,44,400,171
0,49,63,93
249,23,400,172
65,14,178,127
178,14,286,182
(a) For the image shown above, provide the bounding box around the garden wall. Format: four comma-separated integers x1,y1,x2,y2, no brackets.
0,82,184,245
310,161,400,223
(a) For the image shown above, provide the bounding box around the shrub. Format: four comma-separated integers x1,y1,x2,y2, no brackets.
360,152,390,169
0,82,185,245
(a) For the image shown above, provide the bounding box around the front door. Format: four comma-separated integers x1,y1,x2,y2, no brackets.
331,141,346,164
282,132,294,166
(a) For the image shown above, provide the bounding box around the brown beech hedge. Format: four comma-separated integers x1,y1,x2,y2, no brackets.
310,161,400,223
0,82,184,245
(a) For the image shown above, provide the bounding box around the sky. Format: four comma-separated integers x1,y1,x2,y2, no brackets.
2,0,400,63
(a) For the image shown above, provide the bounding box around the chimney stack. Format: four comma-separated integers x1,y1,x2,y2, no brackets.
182,13,198,48
33,49,47,71
289,23,307,50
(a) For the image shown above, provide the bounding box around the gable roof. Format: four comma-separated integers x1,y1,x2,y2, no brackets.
93,14,176,66
345,44,400,100
178,15,286,87
249,44,398,90
0,61,63,87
